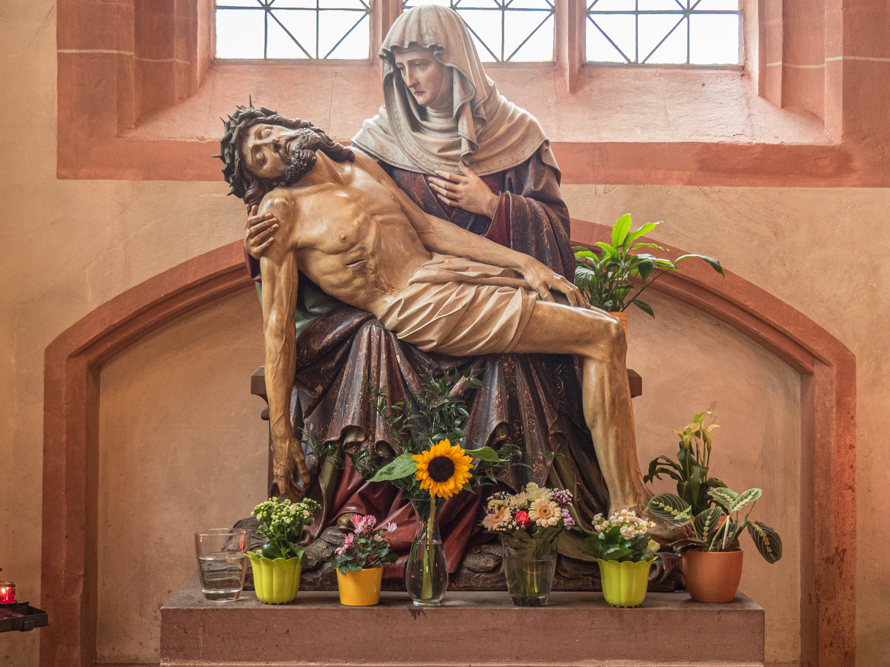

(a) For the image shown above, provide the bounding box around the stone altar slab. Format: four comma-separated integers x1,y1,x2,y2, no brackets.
161,574,764,667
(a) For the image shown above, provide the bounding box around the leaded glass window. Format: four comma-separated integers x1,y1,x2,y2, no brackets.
587,0,740,65
215,0,371,60
403,1,555,63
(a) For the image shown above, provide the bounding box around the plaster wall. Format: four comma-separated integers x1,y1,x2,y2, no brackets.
1,2,888,667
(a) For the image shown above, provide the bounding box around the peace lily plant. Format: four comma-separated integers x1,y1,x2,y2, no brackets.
573,214,724,316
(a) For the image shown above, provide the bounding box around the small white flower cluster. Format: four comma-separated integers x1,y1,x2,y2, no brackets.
482,483,575,533
252,496,320,540
593,509,655,539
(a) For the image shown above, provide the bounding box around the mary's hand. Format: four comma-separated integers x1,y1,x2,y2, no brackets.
516,256,589,309
245,204,279,259
430,162,499,218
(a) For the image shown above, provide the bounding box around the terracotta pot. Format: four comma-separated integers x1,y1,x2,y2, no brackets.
682,549,744,603
336,567,383,606
609,311,628,334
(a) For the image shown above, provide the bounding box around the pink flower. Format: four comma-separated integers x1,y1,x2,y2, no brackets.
620,525,635,539
380,521,397,533
334,532,354,555
350,514,377,535
515,510,531,529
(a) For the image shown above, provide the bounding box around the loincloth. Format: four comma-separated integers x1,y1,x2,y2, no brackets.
377,254,538,357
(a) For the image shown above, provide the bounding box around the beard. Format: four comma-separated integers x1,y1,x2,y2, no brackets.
279,127,353,185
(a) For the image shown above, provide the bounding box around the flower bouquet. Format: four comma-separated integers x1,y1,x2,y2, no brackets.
330,514,397,606
583,509,660,608
246,496,320,604
482,483,576,606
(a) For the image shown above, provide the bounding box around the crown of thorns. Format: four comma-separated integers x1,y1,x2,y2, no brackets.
215,102,316,199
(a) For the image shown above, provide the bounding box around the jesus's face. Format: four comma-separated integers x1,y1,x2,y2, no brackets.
393,48,447,108
240,123,295,180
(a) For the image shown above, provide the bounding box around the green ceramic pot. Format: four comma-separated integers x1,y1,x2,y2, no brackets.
597,558,653,608
246,552,302,604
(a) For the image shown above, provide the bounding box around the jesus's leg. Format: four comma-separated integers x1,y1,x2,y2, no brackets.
510,301,661,527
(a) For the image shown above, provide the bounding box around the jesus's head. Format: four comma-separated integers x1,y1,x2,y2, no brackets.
219,105,354,208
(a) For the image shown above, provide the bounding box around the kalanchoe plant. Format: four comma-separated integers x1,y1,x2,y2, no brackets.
573,214,724,316
644,411,726,517
330,514,398,574
582,509,661,563
648,486,783,564
251,496,320,561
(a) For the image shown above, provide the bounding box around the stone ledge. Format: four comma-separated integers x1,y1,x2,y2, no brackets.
161,575,764,667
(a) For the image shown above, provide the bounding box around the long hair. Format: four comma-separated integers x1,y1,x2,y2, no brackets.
218,105,354,208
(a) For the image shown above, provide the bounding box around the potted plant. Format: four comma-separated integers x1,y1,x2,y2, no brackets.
582,509,660,608
644,411,726,516
330,514,397,606
573,214,724,329
481,482,577,607
246,496,320,604
648,486,782,603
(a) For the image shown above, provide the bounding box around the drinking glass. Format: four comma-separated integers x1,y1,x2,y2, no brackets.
194,528,249,601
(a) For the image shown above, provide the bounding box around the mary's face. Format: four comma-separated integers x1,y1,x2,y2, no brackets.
393,48,447,108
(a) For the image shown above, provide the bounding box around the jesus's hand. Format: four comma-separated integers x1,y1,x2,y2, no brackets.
516,256,588,309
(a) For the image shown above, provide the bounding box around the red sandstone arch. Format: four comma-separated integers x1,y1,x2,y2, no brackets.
41,226,855,667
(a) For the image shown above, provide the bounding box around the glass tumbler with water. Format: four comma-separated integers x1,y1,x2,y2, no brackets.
194,528,249,601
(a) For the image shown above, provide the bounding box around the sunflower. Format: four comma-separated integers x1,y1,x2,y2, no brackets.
412,440,474,499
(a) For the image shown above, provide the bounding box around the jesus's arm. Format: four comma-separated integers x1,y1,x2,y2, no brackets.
356,153,585,307
258,195,311,501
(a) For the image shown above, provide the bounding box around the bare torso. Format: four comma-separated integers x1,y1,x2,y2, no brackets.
262,152,432,316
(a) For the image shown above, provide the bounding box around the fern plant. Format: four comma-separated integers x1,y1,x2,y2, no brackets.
648,486,783,564
573,214,724,316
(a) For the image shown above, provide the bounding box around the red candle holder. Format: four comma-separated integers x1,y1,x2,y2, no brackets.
0,581,15,604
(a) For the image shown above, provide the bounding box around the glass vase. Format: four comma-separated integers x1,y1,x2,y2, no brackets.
404,497,448,607
502,545,557,607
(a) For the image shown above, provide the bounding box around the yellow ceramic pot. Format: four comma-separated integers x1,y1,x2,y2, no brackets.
246,552,302,604
336,566,384,606
597,558,653,608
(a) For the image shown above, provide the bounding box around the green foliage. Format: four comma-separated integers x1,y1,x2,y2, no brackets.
647,485,783,564
356,367,523,498
581,510,660,563
644,411,726,516
328,515,398,573
573,214,724,316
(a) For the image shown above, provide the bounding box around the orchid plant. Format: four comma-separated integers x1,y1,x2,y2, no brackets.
330,514,398,574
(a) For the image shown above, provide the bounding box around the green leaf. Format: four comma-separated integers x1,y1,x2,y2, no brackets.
369,453,417,482
693,508,723,542
708,486,739,509
746,521,783,564
596,241,620,260
675,254,725,277
727,488,762,514
693,412,709,424
632,299,655,317
465,446,498,462
625,221,660,245
648,493,692,523
611,214,633,247
635,258,656,284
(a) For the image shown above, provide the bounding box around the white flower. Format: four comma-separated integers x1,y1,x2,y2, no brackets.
620,525,635,539
524,483,548,502
528,498,560,527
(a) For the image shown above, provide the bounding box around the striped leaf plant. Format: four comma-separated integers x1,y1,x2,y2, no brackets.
648,486,783,564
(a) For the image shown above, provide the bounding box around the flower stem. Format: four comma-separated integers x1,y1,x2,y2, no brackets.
421,498,436,600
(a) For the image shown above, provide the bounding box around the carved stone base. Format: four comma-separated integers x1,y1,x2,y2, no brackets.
161,574,764,667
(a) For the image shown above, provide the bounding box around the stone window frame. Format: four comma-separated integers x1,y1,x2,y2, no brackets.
57,0,889,186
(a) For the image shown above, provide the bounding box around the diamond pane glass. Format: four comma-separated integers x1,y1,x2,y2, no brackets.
216,9,265,59
589,14,635,62
689,13,738,64
639,13,685,63
405,0,553,62
588,0,636,12
587,0,740,64
215,0,370,59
